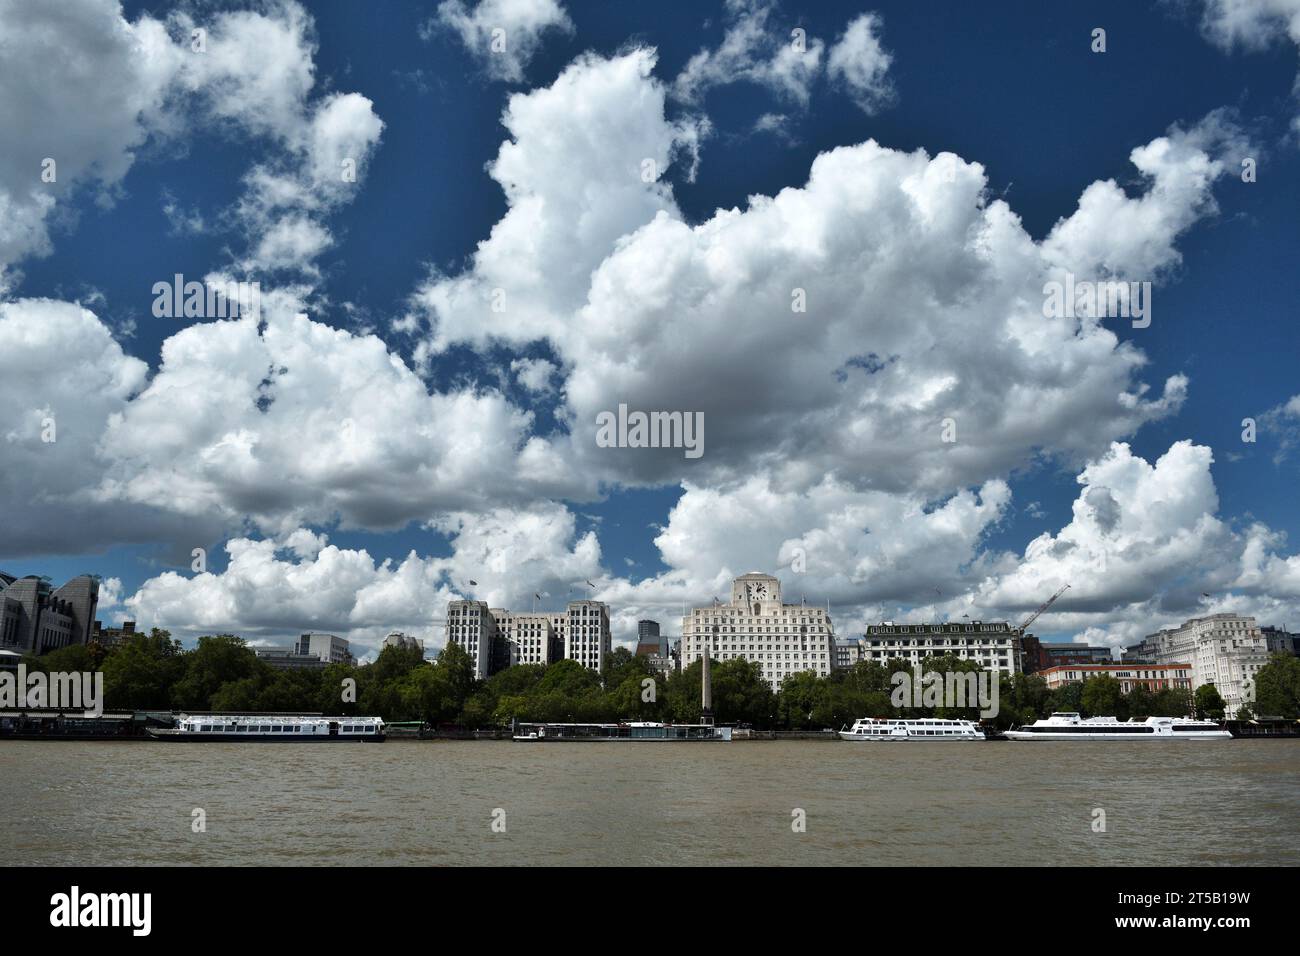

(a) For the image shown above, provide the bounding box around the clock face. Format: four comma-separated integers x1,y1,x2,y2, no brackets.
748,582,769,602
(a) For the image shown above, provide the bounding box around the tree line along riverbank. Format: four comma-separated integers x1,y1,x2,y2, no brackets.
10,629,1300,730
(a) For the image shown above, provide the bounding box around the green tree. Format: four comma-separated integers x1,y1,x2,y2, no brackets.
209,676,263,711
777,670,823,729
710,658,777,726
317,661,361,715
393,665,454,723
1080,674,1124,718
994,673,1051,729
21,643,97,675
101,628,185,710
485,664,547,697
607,670,663,721
493,693,532,725
1251,653,1300,718
1125,684,1157,720
456,688,494,727
1194,683,1227,721
1152,685,1191,717
253,668,323,712
171,635,263,710
804,661,898,729
369,643,425,684
601,647,651,689
535,658,602,697
1049,680,1085,714
435,641,477,709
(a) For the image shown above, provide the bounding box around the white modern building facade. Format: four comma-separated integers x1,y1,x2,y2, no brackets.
296,632,353,665
490,610,565,668
445,601,497,678
1130,613,1270,718
565,600,611,672
681,573,835,690
444,599,611,679
255,632,354,670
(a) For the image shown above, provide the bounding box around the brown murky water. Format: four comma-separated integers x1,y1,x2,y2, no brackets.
1,740,1296,866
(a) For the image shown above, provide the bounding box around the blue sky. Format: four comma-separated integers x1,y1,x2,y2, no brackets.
3,0,1299,653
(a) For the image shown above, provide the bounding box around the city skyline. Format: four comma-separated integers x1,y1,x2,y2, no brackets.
3,0,1300,661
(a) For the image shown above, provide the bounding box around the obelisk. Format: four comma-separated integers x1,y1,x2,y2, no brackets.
700,627,715,726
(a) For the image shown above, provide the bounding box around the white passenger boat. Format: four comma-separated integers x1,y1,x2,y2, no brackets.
147,715,386,742
513,721,731,741
1004,712,1229,740
838,717,984,741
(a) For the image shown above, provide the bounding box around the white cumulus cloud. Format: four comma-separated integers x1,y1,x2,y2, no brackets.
431,0,573,82
826,12,895,114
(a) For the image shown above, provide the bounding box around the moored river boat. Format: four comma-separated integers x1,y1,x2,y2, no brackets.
513,721,731,741
147,714,386,742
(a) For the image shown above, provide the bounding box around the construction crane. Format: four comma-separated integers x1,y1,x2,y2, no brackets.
1017,583,1070,635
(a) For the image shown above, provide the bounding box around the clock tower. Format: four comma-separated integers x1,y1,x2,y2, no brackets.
683,571,833,691
732,572,781,614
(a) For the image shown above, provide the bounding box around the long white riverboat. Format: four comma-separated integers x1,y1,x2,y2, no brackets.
838,717,985,741
1005,712,1230,740
147,715,386,742
513,721,732,742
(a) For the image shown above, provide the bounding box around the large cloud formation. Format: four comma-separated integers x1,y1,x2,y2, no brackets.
407,48,1240,498
125,501,603,653
0,0,383,285
5,4,1300,656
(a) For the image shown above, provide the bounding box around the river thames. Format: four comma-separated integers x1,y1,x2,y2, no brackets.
2,740,1297,866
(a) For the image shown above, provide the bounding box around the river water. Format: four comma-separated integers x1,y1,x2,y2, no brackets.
2,740,1296,866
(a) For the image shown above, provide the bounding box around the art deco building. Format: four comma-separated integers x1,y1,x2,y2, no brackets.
445,599,610,679
1125,613,1270,717
681,573,835,690
490,610,564,668
444,601,497,678
564,601,611,672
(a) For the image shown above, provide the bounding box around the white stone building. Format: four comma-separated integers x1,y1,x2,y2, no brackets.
296,632,354,665
564,601,611,672
847,621,1022,675
833,639,864,669
681,573,835,690
444,599,610,679
444,600,498,679
1133,613,1270,718
491,610,564,667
